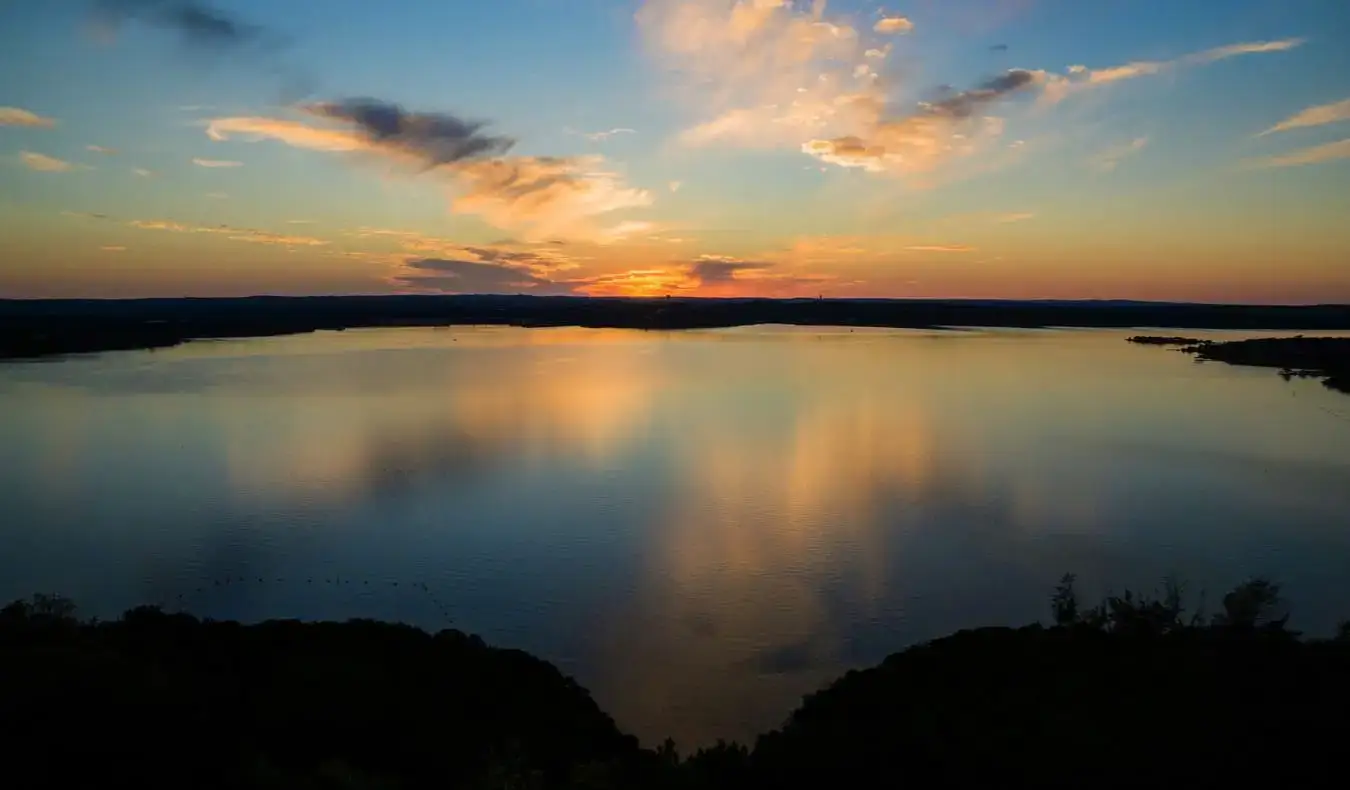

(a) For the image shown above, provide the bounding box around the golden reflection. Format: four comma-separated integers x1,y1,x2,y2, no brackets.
215,329,668,502
601,388,942,747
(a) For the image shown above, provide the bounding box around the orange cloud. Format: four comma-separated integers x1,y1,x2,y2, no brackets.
19,151,76,172
128,218,329,247
639,0,872,149
873,16,913,35
0,107,56,127
1246,138,1350,169
1259,98,1350,136
204,112,652,242
192,157,243,167
1039,38,1304,105
905,244,976,253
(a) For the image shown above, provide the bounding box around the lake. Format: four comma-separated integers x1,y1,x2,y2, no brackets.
3,325,1349,747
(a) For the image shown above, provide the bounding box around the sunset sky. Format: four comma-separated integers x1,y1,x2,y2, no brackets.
1,0,1348,301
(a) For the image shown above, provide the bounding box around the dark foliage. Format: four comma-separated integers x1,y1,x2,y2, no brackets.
5,576,1350,788
0,601,648,789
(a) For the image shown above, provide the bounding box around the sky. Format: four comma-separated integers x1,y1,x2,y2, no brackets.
1,0,1348,302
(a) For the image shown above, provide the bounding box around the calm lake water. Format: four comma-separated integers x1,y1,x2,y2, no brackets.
3,325,1350,745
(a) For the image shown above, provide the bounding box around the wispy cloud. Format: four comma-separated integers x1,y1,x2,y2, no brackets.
205,100,652,242
639,0,1037,179
668,180,682,192
0,107,57,127
101,245,127,252
128,217,329,247
578,127,636,142
874,16,913,35
133,167,154,177
1089,136,1148,172
86,145,118,154
393,258,582,295
803,70,1040,175
906,244,976,253
19,151,77,172
1260,98,1350,136
994,211,1035,223
205,191,229,199
1041,38,1304,105
88,0,312,98
638,0,869,149
302,98,515,168
92,0,270,48
1246,138,1350,169
192,157,242,167
1085,136,1150,171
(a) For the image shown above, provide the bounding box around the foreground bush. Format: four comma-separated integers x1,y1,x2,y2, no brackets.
4,576,1349,788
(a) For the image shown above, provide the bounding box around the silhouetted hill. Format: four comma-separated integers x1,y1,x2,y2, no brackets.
0,599,648,790
4,296,1350,359
6,576,1350,789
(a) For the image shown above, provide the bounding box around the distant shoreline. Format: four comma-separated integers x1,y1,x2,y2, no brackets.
3,295,1350,361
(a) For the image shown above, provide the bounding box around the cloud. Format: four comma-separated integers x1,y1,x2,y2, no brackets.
1246,138,1350,169
581,127,637,142
1040,38,1304,105
638,0,871,149
19,151,77,172
1260,98,1350,136
133,167,154,177
669,180,683,192
91,0,274,51
448,156,654,242
392,258,581,295
689,255,771,284
905,244,975,252
302,98,515,169
88,0,313,98
205,191,228,199
639,1,1043,179
994,211,1034,223
874,16,913,35
128,217,329,246
192,157,242,167
87,145,118,154
101,246,127,252
1088,136,1148,172
350,229,583,272
802,70,1039,175
0,107,57,127
206,116,367,151
208,107,652,242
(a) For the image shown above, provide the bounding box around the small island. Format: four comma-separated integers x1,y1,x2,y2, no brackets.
1129,334,1350,394
4,576,1350,788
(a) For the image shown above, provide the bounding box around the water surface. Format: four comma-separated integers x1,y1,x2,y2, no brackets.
3,326,1349,746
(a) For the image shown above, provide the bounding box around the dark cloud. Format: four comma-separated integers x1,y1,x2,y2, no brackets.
689,257,770,284
461,247,572,271
90,0,312,99
394,258,578,295
92,0,275,50
989,43,1009,52
927,68,1038,119
303,98,516,170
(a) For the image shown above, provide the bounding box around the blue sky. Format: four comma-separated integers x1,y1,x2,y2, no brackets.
1,0,1348,301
